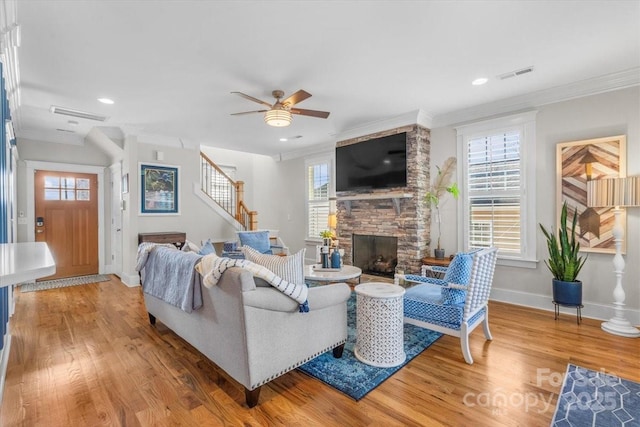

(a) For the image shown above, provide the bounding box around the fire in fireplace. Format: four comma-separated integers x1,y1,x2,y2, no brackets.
352,234,398,278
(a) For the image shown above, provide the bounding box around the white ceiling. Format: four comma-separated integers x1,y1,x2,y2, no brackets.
6,0,640,157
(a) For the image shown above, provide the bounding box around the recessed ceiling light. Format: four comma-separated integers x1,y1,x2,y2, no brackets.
279,138,288,142
97,98,114,105
472,78,488,86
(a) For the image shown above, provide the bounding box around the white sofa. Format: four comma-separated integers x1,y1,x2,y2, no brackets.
142,266,351,407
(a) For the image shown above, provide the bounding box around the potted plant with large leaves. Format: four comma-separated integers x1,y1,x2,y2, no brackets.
425,157,460,259
539,201,587,305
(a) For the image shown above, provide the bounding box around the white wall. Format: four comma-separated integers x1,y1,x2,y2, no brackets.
270,155,311,255
430,86,640,322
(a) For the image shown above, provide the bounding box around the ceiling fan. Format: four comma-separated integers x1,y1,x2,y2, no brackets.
231,89,330,127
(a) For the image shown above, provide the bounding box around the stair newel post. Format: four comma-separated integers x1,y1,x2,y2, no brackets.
249,211,258,231
235,181,245,223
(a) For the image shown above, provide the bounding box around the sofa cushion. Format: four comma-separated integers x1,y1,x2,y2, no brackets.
238,230,272,254
404,284,464,329
441,252,473,305
198,239,216,256
243,246,305,286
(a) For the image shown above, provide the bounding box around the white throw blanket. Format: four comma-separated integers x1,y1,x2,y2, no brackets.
196,253,309,312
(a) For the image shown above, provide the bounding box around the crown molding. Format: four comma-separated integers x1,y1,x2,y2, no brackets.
332,109,433,142
433,68,640,128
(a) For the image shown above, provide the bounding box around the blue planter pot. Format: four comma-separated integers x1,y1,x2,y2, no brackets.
552,279,582,306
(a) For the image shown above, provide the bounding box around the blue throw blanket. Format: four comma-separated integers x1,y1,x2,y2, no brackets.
137,244,203,313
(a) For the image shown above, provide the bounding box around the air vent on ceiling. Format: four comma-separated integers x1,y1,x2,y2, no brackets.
49,105,109,122
498,66,534,80
56,128,76,133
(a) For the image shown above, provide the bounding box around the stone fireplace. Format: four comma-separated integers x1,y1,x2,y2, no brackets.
336,124,431,273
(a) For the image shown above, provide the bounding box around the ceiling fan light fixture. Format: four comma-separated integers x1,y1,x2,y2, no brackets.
264,109,292,127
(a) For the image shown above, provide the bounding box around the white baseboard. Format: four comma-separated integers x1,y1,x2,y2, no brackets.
120,272,140,287
490,287,640,326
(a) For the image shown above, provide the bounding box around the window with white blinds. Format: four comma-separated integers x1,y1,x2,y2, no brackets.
467,132,522,254
457,111,537,266
306,159,331,239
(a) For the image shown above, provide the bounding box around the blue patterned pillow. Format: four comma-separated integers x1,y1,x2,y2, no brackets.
238,231,272,254
223,241,238,252
441,252,473,304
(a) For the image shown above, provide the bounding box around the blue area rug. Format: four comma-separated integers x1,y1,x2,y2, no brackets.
298,292,441,400
551,364,640,426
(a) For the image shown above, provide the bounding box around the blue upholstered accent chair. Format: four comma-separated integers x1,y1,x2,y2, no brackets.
396,247,498,364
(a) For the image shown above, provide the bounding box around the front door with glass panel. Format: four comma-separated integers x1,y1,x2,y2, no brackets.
34,170,99,280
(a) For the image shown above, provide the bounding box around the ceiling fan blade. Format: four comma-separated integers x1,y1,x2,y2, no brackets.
290,108,330,119
281,90,312,107
231,91,273,108
230,110,268,116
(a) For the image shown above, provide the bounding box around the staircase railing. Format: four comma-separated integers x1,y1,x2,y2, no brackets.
200,152,257,230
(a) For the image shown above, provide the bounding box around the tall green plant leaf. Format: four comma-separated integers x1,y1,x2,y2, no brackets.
539,202,587,282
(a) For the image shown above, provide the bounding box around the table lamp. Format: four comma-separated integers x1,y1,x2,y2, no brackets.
587,175,640,337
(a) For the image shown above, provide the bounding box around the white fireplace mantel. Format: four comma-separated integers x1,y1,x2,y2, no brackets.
337,192,413,215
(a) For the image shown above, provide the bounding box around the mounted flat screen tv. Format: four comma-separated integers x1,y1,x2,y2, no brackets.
336,132,407,191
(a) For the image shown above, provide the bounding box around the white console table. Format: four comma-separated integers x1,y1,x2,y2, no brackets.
0,242,56,287
0,242,55,404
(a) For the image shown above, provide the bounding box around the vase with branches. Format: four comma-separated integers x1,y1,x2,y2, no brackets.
424,157,459,258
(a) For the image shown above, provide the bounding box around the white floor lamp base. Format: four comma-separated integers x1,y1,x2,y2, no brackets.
600,207,640,338
601,317,640,338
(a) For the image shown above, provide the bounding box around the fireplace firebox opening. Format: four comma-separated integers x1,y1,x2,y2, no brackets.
352,234,398,278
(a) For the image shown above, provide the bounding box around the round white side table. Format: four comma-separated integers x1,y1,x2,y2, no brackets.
354,282,406,367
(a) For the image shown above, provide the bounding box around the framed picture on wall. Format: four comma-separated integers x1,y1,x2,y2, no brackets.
556,135,626,254
139,163,180,215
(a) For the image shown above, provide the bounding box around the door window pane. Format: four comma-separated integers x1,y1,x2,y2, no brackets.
44,189,60,200
62,177,75,188
44,176,60,187
77,178,90,189
77,190,90,201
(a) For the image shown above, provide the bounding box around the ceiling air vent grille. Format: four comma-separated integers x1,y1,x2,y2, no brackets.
49,105,109,122
498,66,534,80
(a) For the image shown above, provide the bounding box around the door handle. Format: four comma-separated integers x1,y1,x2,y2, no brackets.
36,229,44,233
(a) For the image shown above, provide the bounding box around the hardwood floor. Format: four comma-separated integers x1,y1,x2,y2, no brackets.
1,275,638,426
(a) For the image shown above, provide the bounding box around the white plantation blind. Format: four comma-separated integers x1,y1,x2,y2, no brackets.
307,161,331,239
467,131,522,254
